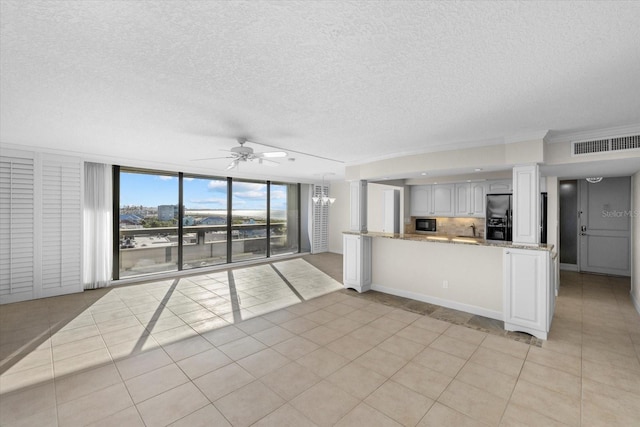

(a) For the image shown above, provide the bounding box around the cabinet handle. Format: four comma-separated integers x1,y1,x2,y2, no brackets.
505,251,510,254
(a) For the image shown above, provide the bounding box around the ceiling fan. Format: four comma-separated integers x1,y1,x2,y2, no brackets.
193,137,288,170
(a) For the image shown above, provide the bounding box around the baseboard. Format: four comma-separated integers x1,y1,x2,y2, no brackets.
560,263,579,272
371,283,503,321
632,290,640,316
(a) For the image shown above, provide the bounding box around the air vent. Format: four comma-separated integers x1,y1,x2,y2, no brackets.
573,139,609,155
611,135,640,151
572,134,640,156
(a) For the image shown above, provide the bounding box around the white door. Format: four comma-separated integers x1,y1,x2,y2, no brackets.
578,177,631,276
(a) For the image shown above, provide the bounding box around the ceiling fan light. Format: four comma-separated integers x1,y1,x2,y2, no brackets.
586,177,603,183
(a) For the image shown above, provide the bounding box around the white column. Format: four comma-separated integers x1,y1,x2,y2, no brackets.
512,164,540,245
343,233,372,292
350,180,368,232
344,180,371,292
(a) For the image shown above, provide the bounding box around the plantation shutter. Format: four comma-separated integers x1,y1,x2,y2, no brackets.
0,152,36,303
311,184,329,253
40,154,83,297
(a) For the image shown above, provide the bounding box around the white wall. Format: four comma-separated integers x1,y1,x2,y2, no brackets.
371,238,504,319
632,172,640,314
328,180,351,254
346,139,545,181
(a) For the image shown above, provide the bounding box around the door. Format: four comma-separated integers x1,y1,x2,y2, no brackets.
559,180,578,267
578,177,631,276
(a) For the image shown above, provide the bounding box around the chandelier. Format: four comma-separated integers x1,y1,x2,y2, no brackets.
312,173,336,205
585,177,603,184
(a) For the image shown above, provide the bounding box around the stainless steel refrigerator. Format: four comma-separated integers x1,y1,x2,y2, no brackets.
485,193,547,243
486,194,512,241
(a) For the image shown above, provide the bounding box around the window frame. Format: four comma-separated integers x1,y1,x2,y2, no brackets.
113,166,301,280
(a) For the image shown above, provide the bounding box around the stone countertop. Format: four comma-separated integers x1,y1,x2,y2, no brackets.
343,231,555,252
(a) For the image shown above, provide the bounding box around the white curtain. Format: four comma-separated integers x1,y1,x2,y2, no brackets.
83,162,113,289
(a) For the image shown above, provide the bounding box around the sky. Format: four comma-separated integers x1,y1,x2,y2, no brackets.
120,172,289,210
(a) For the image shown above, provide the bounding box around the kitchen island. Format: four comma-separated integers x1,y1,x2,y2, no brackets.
343,231,556,339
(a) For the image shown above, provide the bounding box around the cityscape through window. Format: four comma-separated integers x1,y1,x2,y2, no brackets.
116,168,300,279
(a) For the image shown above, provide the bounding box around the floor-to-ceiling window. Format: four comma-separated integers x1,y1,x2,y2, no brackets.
182,176,228,269
231,180,268,262
270,182,299,256
115,168,299,279
118,170,179,278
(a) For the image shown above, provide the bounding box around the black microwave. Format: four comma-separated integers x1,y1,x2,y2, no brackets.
415,218,436,233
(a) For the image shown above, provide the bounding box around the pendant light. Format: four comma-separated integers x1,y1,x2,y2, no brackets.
313,173,336,205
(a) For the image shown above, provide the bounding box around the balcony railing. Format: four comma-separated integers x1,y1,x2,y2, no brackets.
118,222,295,278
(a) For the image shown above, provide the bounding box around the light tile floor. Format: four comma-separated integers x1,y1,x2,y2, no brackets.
1,257,639,426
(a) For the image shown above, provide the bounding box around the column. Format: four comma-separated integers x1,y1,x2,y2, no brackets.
512,164,540,245
350,180,368,232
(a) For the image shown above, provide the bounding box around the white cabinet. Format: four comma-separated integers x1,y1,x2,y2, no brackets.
382,189,400,233
470,182,486,217
454,184,470,216
487,180,512,194
454,182,486,217
409,183,458,217
512,165,540,245
343,234,372,293
503,248,555,339
410,185,433,216
433,184,455,216
410,180,506,218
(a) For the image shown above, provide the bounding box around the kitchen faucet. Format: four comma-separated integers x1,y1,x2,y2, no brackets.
470,223,476,237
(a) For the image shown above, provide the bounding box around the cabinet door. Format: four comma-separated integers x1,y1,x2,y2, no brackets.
470,182,487,217
433,184,455,216
504,249,547,334
487,180,512,194
454,183,470,216
410,185,432,216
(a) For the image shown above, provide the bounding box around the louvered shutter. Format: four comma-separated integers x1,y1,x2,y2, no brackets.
311,184,329,253
0,152,35,303
40,154,83,297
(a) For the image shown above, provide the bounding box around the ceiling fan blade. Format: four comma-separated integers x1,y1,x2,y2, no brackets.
226,159,239,170
258,158,279,167
247,140,343,163
190,156,234,161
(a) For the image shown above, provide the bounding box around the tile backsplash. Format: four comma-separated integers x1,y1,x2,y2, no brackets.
408,217,485,237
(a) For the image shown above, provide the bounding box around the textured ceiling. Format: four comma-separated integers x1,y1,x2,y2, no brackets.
1,1,640,181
